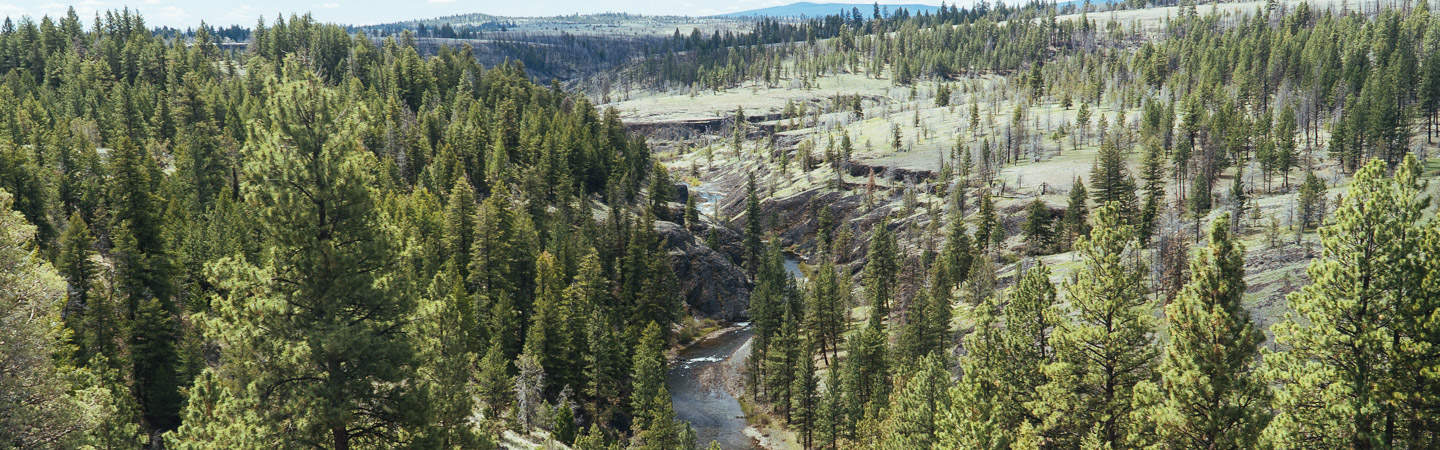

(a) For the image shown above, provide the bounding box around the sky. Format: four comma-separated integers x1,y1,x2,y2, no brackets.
0,0,949,28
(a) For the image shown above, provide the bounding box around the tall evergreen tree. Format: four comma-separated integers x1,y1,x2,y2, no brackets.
878,354,951,449
1274,104,1298,189
57,212,106,362
975,190,997,252
1062,178,1091,248
791,338,820,449
1035,203,1156,448
1089,139,1140,221
442,175,477,281
805,258,848,365
109,140,182,432
1152,214,1268,447
172,80,417,449
863,218,899,323
631,322,680,449
1022,197,1052,254
1265,157,1436,447
743,173,763,276
1138,141,1167,243
410,265,488,448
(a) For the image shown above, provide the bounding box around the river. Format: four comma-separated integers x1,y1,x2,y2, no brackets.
667,323,756,449
670,187,802,449
668,262,803,449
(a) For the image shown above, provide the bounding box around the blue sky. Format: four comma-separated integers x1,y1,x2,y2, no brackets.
0,0,948,28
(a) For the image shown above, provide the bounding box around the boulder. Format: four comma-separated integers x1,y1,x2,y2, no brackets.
654,220,751,321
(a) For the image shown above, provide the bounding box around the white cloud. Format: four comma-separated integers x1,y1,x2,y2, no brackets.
428,0,456,3
321,2,339,8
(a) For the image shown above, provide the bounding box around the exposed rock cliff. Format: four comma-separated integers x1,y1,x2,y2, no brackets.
654,220,751,321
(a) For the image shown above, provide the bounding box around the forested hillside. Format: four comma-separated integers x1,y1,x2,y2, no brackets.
6,1,1440,449
0,9,698,449
606,0,1440,448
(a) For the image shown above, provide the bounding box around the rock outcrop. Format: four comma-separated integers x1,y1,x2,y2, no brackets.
655,220,751,321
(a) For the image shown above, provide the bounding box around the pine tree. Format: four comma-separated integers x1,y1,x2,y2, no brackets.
1062,178,1091,248
791,338,820,449
743,173,763,276
948,263,1059,445
442,175,477,281
631,322,680,449
1296,169,1326,232
583,305,625,428
471,193,528,358
1152,214,1268,448
937,367,1007,448
895,290,935,366
109,140,182,432
816,364,844,449
841,319,889,436
1265,157,1435,447
937,209,973,293
863,218,899,322
749,243,785,391
732,106,747,152
477,341,513,421
486,130,509,187
1275,104,1298,189
1006,265,1061,419
1089,139,1140,221
765,305,801,419
410,265,487,448
684,193,698,228
172,80,417,448
976,190,997,252
129,296,181,434
806,258,848,365
524,251,576,397
1022,197,1052,254
922,262,955,360
879,354,951,449
1138,141,1166,243
1230,164,1247,232
1035,203,1156,448
649,162,673,219
57,211,106,362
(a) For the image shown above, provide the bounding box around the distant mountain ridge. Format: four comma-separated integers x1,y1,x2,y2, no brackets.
713,2,943,18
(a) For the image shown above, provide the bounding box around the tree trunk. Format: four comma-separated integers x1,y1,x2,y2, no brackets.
333,424,350,450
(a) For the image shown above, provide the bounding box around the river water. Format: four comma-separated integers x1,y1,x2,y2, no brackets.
667,324,757,449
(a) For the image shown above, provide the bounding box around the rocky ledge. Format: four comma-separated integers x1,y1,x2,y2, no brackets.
654,220,751,321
